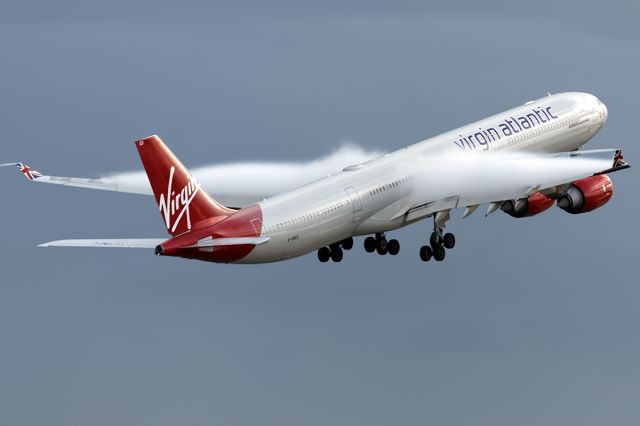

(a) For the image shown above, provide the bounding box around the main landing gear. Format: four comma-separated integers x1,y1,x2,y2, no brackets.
363,233,400,256
317,237,353,263
419,225,455,262
317,215,456,263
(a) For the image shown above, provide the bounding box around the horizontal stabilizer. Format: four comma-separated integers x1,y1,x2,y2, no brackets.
38,237,270,250
38,238,165,248
184,236,270,248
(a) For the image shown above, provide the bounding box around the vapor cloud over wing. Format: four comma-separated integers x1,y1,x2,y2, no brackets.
101,144,383,206
407,150,616,209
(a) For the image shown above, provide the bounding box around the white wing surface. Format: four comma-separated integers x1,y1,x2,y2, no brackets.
0,162,152,194
403,149,628,220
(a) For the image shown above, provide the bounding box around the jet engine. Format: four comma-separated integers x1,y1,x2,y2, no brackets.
557,174,613,214
501,192,554,218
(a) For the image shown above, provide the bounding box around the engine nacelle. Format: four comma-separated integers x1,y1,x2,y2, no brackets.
557,174,613,214
501,192,554,218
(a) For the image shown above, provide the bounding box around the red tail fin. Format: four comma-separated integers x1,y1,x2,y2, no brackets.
135,135,234,236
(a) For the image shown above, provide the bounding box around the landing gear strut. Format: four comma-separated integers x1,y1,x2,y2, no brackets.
364,233,400,256
420,216,455,262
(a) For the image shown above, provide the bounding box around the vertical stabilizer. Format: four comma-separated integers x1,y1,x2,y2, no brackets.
135,135,234,236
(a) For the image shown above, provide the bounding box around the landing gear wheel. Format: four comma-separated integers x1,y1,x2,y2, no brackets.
331,246,343,262
364,236,376,253
443,233,456,249
430,231,442,249
376,238,388,255
318,247,330,262
341,237,354,251
387,239,400,255
433,245,446,261
419,245,432,262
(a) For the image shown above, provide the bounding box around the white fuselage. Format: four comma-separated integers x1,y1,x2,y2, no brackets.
241,92,608,263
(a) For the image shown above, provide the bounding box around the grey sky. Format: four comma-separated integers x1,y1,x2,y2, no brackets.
1,2,639,425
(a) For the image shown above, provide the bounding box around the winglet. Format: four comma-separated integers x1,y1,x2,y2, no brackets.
1,162,44,180
593,149,630,176
613,149,628,168
17,163,43,180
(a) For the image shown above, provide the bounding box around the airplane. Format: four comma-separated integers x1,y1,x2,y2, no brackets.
2,92,630,264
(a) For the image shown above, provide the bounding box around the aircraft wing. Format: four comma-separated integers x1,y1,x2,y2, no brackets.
0,162,261,207
0,162,153,195
0,158,352,208
402,149,629,221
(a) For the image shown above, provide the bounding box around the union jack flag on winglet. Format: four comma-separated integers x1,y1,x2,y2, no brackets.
16,163,42,180
613,150,627,168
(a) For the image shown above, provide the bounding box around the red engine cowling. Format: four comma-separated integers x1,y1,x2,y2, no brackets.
501,192,554,218
557,174,613,214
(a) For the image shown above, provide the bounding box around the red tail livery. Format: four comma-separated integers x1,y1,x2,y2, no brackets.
135,136,234,236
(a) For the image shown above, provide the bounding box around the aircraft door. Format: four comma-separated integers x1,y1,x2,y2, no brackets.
345,187,362,213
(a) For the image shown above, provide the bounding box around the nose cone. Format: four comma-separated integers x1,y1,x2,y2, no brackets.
591,94,607,123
